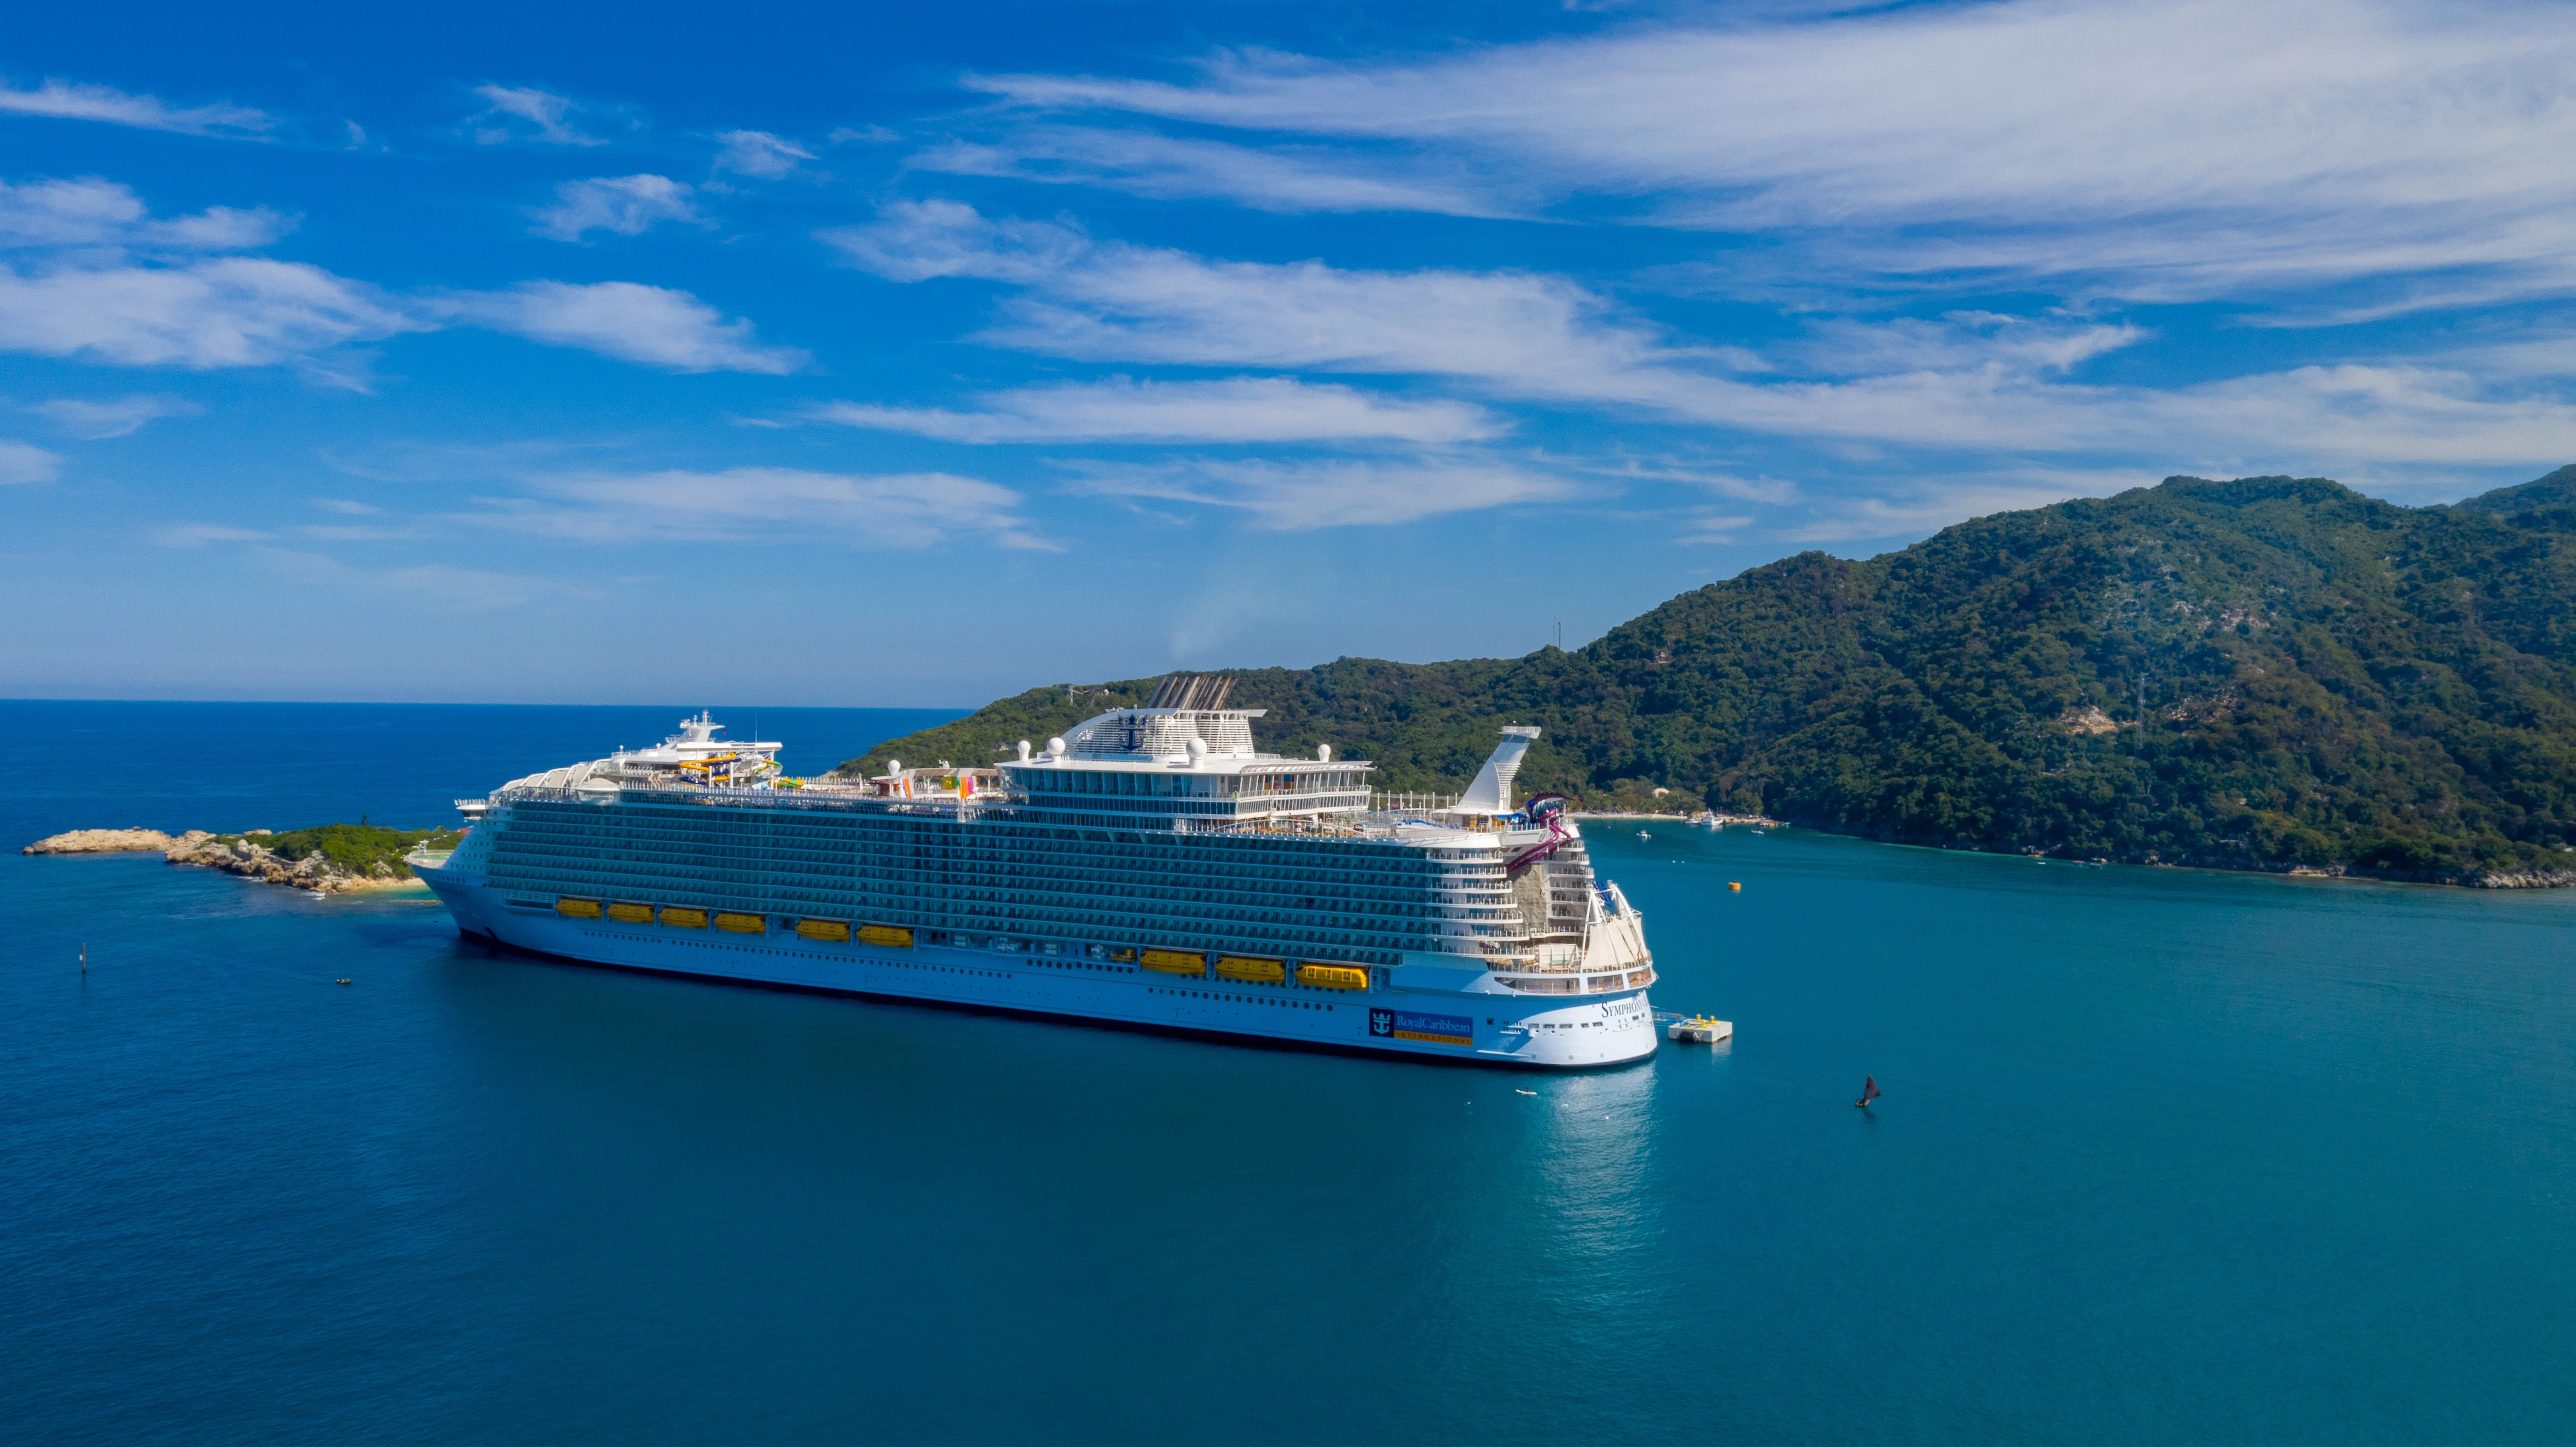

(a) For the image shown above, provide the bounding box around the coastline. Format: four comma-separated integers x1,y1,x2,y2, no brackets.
23,826,436,894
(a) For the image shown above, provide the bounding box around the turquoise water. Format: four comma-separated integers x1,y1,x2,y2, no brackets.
5,702,2574,1444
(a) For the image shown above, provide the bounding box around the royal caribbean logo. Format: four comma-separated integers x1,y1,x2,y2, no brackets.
1372,1008,1473,1047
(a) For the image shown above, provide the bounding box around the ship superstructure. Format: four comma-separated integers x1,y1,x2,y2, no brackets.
411,679,1659,1067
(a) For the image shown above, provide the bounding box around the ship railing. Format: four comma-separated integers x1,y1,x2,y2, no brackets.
491,782,1033,815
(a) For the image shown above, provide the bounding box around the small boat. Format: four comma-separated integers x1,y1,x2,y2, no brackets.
1637,830,1651,839
1855,1075,1882,1109
1514,1088,1537,1096
1666,1015,1732,1044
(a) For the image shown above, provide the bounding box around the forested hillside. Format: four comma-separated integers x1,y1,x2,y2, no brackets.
844,469,2576,886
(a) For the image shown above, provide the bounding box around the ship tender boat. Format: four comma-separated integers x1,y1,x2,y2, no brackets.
410,679,1660,1068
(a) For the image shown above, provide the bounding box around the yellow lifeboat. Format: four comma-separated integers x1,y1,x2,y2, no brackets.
554,898,602,919
1216,955,1286,984
858,924,915,949
714,912,765,934
1296,963,1371,991
1140,949,1207,976
607,901,653,924
659,906,708,929
796,918,850,942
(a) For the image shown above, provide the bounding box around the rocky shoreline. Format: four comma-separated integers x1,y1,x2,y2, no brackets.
22,826,427,893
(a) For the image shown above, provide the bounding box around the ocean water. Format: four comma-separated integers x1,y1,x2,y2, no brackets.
4,701,2573,1446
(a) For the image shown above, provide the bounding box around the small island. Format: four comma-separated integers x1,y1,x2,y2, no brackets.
24,822,464,894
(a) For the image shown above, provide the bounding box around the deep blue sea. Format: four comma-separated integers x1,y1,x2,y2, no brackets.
5,700,2574,1445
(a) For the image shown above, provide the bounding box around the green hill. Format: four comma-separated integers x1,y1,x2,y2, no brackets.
842,469,2576,887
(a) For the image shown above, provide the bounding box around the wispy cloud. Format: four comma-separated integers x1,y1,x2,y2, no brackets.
821,197,1088,283
1064,456,1573,528
0,78,276,138
965,0,2576,307
831,200,2576,473
713,130,815,179
254,548,592,609
464,465,1052,550
0,176,290,254
0,438,61,484
28,394,200,438
0,258,415,379
909,128,1496,216
810,376,1503,444
155,522,272,546
531,174,701,241
435,281,806,373
1,174,804,382
468,84,609,147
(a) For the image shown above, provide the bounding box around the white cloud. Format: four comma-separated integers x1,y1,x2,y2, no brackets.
834,201,2576,473
531,175,700,241
437,280,806,373
254,548,589,609
810,376,1503,444
1778,313,2145,379
465,465,1050,549
468,84,606,147
713,130,815,179
909,129,1494,215
1779,468,2161,544
828,201,1672,389
822,198,1090,283
0,438,61,484
1065,456,1573,528
0,257,414,375
156,522,272,546
0,78,275,138
967,0,2576,304
0,177,289,253
29,394,199,438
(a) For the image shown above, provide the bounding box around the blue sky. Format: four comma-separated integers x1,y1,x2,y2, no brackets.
4,0,2571,706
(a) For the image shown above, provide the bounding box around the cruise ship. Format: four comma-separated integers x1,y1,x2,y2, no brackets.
412,678,1660,1067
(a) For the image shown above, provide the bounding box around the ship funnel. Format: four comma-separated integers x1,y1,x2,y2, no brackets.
1148,673,1235,711
1450,726,1541,816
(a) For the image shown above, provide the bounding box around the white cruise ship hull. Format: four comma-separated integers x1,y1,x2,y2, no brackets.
421,868,1660,1069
